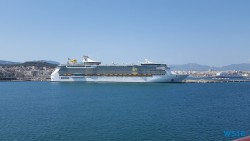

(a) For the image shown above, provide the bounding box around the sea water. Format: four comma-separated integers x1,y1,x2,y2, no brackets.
0,82,249,141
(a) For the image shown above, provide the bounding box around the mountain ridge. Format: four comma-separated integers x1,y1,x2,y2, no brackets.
0,60,59,65
170,63,250,71
0,60,59,68
0,60,21,65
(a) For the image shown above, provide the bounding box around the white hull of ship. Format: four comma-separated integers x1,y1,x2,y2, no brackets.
51,70,188,83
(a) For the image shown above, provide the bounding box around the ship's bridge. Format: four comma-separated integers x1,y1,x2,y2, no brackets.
141,59,162,65
83,56,101,66
140,59,169,69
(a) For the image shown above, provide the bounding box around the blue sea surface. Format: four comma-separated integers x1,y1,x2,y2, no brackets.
0,82,249,141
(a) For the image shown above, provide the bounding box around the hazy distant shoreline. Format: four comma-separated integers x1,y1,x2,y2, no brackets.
1,60,250,82
1,60,250,71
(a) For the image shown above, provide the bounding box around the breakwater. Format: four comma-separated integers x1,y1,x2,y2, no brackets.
184,79,250,83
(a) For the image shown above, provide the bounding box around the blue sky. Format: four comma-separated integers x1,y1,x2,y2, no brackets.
0,0,249,66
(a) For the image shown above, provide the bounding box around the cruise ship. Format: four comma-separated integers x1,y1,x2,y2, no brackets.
51,56,188,83
215,71,243,78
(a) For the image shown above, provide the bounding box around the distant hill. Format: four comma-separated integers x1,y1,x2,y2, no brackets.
0,60,20,65
170,63,250,71
21,61,58,68
220,63,250,71
37,60,60,65
0,60,58,68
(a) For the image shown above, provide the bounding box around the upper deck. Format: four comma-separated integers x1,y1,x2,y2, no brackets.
56,56,169,76
62,56,169,68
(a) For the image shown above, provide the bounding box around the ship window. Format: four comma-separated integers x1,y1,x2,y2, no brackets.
61,77,69,79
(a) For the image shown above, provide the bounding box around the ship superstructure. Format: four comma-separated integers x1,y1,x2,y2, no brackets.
51,56,188,82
